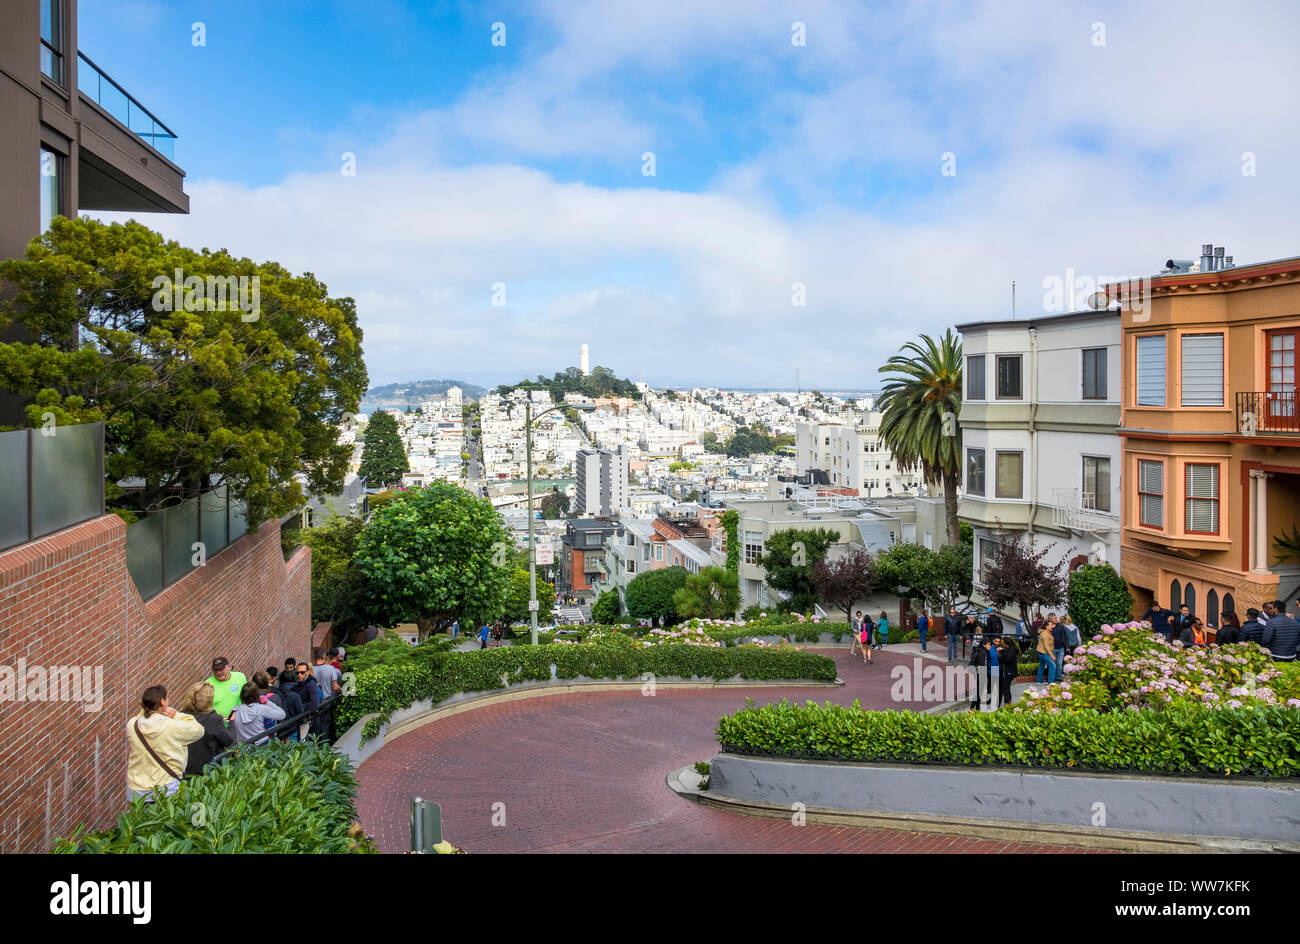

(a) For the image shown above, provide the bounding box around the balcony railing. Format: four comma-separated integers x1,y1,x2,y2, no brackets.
1237,391,1298,435
125,483,248,600
77,51,177,160
1050,488,1115,534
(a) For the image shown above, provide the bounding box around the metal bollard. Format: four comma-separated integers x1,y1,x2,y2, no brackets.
410,796,443,853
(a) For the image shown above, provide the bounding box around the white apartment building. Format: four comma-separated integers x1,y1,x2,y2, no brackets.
445,386,463,407
955,309,1123,601
575,445,629,516
796,416,924,497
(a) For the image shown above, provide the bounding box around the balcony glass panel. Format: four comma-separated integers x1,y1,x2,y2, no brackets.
76,52,176,160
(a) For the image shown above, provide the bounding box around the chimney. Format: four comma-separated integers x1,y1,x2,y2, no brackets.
1214,247,1225,272
1201,244,1214,272
1225,256,1233,268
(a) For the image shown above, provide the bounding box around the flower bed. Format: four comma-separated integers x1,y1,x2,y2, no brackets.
715,698,1300,778
1017,623,1300,714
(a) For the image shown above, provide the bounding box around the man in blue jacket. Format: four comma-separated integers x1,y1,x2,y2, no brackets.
944,607,962,663
1141,600,1175,642
1263,600,1300,662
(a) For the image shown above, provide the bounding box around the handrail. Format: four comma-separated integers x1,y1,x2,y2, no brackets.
209,692,342,766
76,50,177,158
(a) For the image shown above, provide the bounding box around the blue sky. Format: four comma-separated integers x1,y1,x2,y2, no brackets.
84,1,1300,390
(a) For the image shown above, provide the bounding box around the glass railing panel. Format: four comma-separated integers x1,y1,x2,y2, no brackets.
163,499,199,585
0,430,31,552
31,423,102,539
200,485,230,555
126,512,164,601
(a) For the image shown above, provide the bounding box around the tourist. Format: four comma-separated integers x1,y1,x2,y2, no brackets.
944,606,962,663
968,637,988,710
294,662,322,737
1242,609,1266,644
850,610,866,659
1050,612,1068,679
860,613,874,665
329,649,344,672
450,620,460,639
1141,599,1175,642
229,681,286,745
1216,611,1243,645
263,667,303,738
1062,614,1081,651
313,648,342,697
179,681,234,778
994,636,1018,709
1173,604,1194,640
876,610,888,650
1036,619,1057,683
984,607,1003,637
206,657,248,720
126,685,204,803
984,636,999,706
1262,600,1300,662
917,609,929,652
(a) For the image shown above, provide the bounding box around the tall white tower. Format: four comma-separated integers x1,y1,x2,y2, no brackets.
580,343,590,376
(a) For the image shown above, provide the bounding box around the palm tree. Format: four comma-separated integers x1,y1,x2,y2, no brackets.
876,330,963,543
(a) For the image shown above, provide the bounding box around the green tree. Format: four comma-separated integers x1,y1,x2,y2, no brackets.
357,410,408,488
1067,563,1134,636
502,566,555,624
0,217,366,526
721,510,740,574
760,528,839,612
592,589,621,623
625,566,689,624
673,566,740,619
353,481,511,639
876,330,963,544
930,540,974,611
539,489,570,519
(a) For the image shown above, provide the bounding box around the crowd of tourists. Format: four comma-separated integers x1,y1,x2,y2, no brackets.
125,647,345,804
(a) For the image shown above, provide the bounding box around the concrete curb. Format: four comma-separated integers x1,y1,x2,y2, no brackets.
665,764,1297,853
338,674,844,768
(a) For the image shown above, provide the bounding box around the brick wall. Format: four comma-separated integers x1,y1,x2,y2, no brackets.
0,514,311,852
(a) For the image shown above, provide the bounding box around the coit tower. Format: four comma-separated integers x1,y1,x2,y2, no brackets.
580,343,590,376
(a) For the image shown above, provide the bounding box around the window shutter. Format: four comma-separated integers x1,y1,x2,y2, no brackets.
1181,334,1224,406
1136,336,1166,406
1138,460,1163,527
1185,464,1219,533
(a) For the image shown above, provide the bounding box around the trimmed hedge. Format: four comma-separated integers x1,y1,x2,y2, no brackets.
716,699,1300,778
55,739,374,853
342,642,839,740
703,622,852,646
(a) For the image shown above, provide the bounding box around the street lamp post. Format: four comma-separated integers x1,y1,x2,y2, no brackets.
525,398,597,645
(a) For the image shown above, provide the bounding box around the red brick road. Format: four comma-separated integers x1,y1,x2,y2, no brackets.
354,647,1095,853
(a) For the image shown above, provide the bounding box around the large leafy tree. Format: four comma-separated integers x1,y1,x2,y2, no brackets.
625,566,689,624
760,527,839,612
592,589,621,623
673,566,740,619
357,410,408,488
353,481,511,639
981,528,1067,622
876,330,963,544
502,567,555,624
1067,563,1134,636
0,217,366,526
809,549,876,623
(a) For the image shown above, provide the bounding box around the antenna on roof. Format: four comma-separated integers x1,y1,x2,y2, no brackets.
1011,280,1016,318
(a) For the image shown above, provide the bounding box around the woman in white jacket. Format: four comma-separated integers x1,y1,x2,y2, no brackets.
228,681,286,746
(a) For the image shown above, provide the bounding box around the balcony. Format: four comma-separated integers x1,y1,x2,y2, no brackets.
77,52,176,159
1236,391,1298,435
1050,488,1116,535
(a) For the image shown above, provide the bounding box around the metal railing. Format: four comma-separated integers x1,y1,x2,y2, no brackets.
0,423,104,553
77,51,177,160
210,693,341,766
1050,487,1116,534
1237,391,1298,434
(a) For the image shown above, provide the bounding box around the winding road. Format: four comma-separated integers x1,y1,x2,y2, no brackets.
354,647,1097,853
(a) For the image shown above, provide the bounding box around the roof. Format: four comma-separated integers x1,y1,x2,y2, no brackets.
954,309,1121,333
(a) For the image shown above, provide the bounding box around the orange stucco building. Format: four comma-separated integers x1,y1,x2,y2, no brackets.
1110,256,1300,629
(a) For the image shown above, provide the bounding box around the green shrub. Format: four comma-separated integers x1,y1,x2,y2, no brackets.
55,739,374,853
716,699,1300,778
341,641,838,736
1067,564,1134,637
592,589,621,623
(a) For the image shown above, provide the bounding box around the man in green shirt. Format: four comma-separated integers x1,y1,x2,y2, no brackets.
206,657,248,719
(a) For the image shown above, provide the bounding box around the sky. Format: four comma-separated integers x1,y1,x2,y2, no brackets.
82,0,1300,391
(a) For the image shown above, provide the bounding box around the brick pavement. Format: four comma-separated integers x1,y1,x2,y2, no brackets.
354,646,1096,853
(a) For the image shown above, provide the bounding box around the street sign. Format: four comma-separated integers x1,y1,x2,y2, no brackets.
535,546,554,565
528,598,540,611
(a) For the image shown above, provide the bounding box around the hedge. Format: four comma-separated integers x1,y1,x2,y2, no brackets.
54,739,374,853
341,642,839,740
716,699,1300,778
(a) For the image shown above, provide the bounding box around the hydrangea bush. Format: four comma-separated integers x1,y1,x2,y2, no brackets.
1018,622,1300,714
